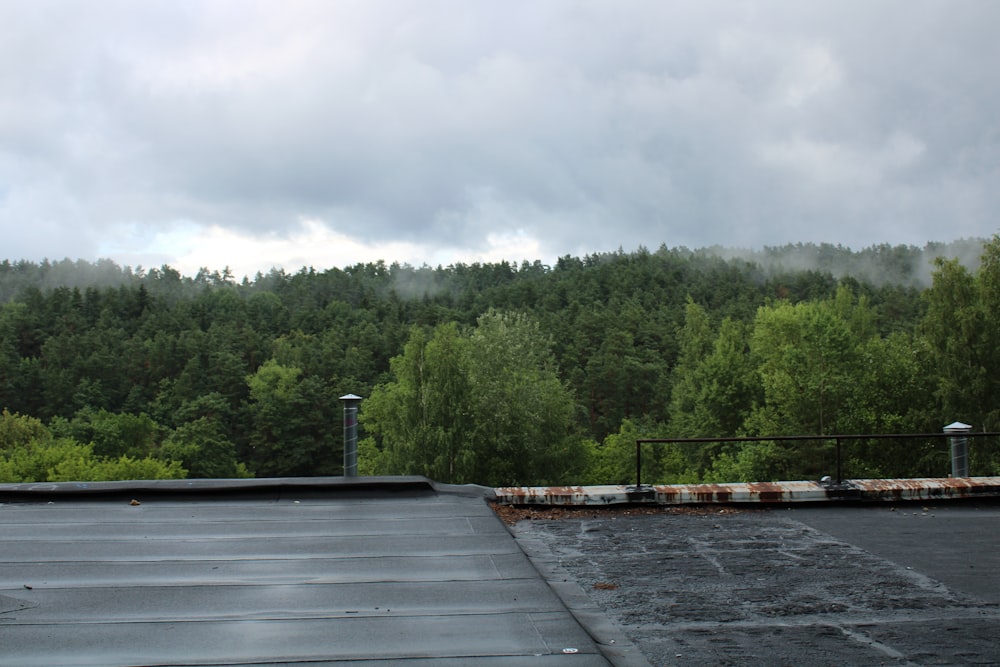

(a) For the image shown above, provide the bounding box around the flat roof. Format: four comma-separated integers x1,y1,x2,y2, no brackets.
510,500,1000,666
9,476,998,666
0,477,644,666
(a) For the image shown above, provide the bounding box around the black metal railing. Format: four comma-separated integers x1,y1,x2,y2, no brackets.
633,432,1000,489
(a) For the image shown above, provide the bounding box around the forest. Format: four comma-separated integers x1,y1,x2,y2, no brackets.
1,237,999,487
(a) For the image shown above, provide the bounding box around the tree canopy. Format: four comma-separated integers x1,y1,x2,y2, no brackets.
1,238,998,484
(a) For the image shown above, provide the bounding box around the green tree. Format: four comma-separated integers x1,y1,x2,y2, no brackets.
704,440,785,483
361,323,473,481
582,418,675,485
0,409,50,452
47,450,186,482
58,409,163,459
245,360,338,476
465,311,583,485
745,298,860,437
0,409,185,483
669,301,757,436
161,417,252,478
0,246,949,481
0,305,25,411
922,236,1000,429
363,311,584,486
667,309,759,479
735,296,864,480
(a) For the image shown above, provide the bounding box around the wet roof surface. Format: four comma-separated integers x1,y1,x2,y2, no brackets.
0,478,631,666
512,501,1000,666
7,477,999,667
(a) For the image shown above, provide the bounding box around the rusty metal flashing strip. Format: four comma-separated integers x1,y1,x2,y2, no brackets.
494,477,1000,506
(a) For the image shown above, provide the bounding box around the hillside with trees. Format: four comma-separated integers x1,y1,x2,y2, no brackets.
1,238,998,486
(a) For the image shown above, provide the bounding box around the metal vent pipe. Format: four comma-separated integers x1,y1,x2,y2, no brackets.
944,421,972,478
340,394,362,477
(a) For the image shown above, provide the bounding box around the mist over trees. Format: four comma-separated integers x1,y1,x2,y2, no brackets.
1,239,998,485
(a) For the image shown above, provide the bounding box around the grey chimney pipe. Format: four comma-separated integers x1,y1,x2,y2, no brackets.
340,394,362,477
944,421,972,478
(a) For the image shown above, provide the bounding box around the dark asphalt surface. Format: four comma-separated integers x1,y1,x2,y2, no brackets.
512,501,1000,666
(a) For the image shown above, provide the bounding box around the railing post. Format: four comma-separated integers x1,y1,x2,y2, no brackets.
635,440,642,489
835,437,843,484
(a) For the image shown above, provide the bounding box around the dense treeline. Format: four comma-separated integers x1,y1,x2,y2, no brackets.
1,238,998,485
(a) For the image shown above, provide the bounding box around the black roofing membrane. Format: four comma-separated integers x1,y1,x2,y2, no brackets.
0,480,617,666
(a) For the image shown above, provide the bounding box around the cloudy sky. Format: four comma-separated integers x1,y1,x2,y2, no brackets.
2,1,998,278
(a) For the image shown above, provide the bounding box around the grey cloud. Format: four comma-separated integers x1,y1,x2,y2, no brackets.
1,0,998,268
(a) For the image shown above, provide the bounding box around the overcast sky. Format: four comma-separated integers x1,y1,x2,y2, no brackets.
2,1,998,278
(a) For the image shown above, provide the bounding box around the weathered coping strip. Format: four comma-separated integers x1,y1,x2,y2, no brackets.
0,475,496,500
494,477,1000,505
